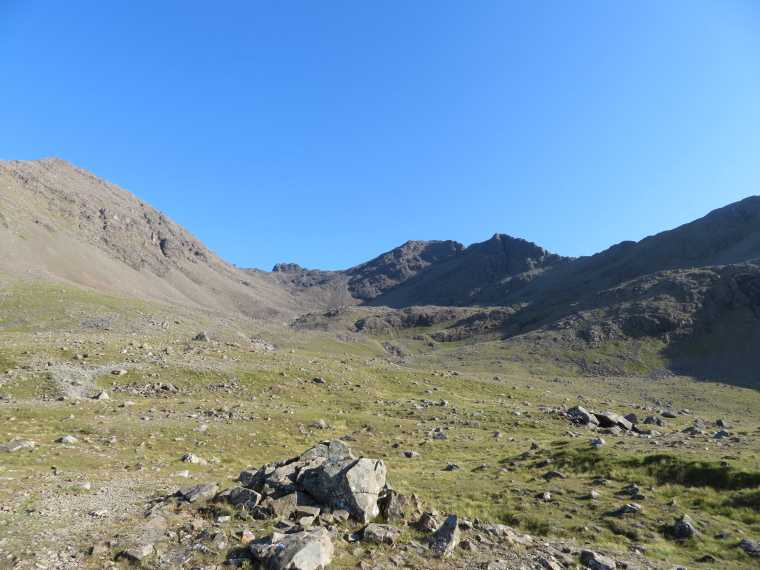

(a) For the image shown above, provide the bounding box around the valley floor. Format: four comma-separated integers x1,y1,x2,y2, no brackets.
0,331,759,569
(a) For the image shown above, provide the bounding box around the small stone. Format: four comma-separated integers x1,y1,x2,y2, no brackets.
543,470,567,480
182,453,208,465
580,550,615,570
121,544,154,563
609,503,642,515
57,435,78,444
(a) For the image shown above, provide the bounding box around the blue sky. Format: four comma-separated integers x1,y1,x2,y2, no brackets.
2,1,760,271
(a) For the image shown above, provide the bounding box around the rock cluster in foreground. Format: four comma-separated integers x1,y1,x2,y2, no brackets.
107,439,753,569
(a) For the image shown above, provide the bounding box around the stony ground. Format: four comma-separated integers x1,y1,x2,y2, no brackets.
1,330,759,569
0,436,693,570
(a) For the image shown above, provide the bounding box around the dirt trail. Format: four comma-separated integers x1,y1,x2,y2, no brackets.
47,362,139,399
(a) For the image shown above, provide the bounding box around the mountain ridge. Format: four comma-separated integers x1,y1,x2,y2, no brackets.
2,157,760,382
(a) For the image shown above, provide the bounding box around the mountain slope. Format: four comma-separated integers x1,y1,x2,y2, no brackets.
0,158,302,322
3,157,760,384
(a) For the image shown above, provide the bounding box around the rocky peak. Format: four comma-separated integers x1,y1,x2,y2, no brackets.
272,263,307,273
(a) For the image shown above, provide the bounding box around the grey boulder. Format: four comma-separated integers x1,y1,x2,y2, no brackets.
251,527,334,570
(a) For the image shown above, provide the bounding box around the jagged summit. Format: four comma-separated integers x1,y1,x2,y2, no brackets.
3,157,760,382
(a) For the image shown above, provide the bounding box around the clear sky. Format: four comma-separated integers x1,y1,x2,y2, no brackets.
2,1,760,271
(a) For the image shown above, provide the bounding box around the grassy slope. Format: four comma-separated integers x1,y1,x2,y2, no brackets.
0,320,758,568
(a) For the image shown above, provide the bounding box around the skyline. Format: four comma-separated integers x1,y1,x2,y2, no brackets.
2,2,760,271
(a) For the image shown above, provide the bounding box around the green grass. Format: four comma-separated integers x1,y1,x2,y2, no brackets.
0,323,758,568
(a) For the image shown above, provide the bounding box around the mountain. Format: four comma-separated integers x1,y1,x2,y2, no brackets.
0,158,303,323
271,234,569,308
2,157,760,382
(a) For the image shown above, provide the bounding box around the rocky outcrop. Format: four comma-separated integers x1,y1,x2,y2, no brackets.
236,439,386,523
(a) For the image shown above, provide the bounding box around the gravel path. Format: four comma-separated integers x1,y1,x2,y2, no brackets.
4,472,173,569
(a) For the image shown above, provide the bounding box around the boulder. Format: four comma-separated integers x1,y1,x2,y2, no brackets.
378,487,406,522
580,550,615,570
0,440,35,452
57,435,78,444
673,513,701,539
301,456,386,523
178,483,219,503
226,486,261,509
418,512,440,533
429,514,461,557
593,411,633,431
739,538,760,558
543,471,567,480
568,406,599,426
608,503,642,516
181,453,207,466
363,523,402,545
644,415,665,427
121,544,155,563
251,527,334,570
240,439,385,524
